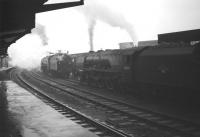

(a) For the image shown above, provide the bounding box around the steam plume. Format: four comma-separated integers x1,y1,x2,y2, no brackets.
77,0,138,46
8,24,49,70
88,19,96,51
32,24,48,45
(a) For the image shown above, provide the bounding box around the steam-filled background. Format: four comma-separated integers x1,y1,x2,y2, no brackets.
8,0,200,69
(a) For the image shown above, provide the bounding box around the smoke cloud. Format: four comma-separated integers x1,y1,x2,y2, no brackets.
8,24,48,70
31,24,48,45
77,0,138,47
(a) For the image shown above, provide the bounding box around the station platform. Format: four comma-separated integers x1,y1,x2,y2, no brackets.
1,81,98,137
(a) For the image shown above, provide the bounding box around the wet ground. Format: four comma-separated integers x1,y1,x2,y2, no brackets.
1,81,98,137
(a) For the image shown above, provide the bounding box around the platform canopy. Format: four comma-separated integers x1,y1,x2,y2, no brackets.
0,0,84,55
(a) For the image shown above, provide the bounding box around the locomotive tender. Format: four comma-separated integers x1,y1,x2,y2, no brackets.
41,42,200,103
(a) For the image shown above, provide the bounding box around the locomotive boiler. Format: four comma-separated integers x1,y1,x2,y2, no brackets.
71,47,146,89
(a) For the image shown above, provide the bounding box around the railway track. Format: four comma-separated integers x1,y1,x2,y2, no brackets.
29,71,200,137
10,69,132,137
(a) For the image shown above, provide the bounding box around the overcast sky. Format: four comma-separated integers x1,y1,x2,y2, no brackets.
8,0,200,69
37,0,200,52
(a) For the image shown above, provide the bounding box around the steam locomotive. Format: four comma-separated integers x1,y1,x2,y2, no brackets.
41,53,72,78
41,42,200,103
